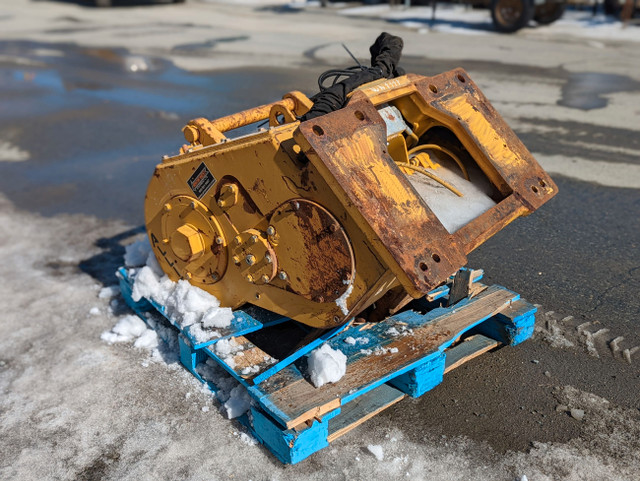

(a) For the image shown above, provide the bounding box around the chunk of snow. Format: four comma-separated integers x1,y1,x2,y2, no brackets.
98,285,119,299
89,307,100,316
224,385,251,419
239,432,257,446
367,444,384,461
307,344,347,388
108,315,147,340
124,238,152,267
570,408,585,421
133,329,159,350
344,336,356,345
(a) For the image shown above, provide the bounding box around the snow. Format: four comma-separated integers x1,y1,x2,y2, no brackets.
367,444,384,461
1,195,639,478
98,285,120,299
335,278,354,316
307,344,348,388
89,306,100,316
123,237,152,267
130,259,234,344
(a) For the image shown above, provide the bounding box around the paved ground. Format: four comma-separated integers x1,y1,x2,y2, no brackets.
0,1,639,479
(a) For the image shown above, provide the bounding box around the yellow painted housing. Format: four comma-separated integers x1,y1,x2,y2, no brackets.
145,71,557,329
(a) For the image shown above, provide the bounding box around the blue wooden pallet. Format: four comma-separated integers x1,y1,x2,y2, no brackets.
117,267,535,464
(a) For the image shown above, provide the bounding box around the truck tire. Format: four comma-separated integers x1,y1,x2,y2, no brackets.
534,1,566,24
490,0,534,33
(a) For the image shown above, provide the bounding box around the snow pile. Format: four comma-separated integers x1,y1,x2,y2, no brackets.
307,344,347,388
100,314,159,350
407,165,496,234
127,244,234,344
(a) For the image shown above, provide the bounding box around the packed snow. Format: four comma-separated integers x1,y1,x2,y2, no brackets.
307,343,348,387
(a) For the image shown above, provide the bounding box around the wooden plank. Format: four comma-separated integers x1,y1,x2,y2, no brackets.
425,269,483,302
444,335,499,374
327,384,405,443
448,268,473,306
258,285,518,428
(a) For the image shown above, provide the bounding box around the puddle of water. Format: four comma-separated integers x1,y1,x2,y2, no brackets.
0,40,317,223
558,72,640,110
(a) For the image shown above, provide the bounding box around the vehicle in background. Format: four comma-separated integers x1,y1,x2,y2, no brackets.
94,0,185,6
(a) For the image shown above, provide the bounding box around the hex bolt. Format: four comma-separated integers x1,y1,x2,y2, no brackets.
293,201,300,210
245,254,256,266
211,273,219,281
234,236,242,246
278,271,288,280
266,226,276,236
261,274,270,283
246,274,254,283
265,254,272,264
215,236,224,245
250,235,258,244
329,223,338,233
190,201,196,209
232,255,241,265
217,199,224,208
163,203,172,212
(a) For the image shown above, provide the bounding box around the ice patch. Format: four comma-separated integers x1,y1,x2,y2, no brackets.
307,344,347,388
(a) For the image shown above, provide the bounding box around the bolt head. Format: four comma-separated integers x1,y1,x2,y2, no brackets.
264,254,272,264
261,274,270,283
217,199,224,207
246,274,254,283
245,255,256,266
215,236,224,245
232,255,241,265
278,271,288,280
250,235,258,244
234,236,242,245
266,226,276,236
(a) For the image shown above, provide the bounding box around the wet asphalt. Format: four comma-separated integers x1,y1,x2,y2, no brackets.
0,40,638,454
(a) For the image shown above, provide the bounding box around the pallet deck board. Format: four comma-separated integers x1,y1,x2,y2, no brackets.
257,285,518,428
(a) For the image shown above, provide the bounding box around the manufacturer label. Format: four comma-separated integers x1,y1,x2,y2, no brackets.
187,162,216,199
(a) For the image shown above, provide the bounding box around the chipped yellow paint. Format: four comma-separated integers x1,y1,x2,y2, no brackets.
444,96,525,168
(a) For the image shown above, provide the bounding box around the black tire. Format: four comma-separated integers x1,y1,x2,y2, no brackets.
603,0,620,15
534,1,567,24
490,0,534,33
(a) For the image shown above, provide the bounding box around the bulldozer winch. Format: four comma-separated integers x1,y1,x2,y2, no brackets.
144,69,557,329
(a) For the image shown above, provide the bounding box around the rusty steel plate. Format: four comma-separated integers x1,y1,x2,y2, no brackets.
269,199,355,303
